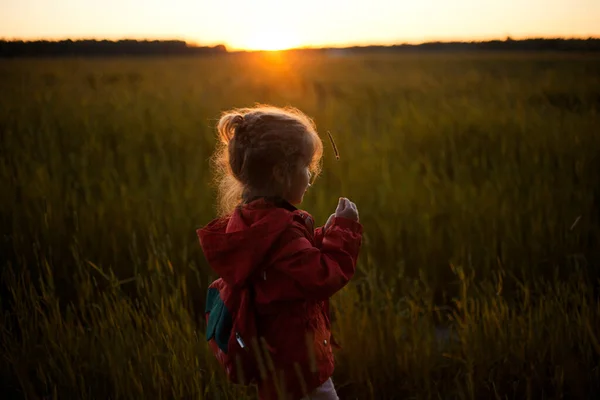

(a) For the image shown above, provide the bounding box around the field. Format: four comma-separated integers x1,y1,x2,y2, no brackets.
1,51,600,399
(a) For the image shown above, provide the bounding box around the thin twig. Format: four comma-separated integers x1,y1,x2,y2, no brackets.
570,215,581,231
327,131,340,160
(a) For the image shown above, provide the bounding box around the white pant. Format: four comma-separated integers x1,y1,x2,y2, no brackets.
300,378,339,400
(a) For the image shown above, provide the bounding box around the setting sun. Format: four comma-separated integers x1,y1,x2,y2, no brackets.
237,28,302,51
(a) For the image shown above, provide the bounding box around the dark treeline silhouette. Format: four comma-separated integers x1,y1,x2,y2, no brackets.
302,38,600,54
0,39,227,57
1,38,600,57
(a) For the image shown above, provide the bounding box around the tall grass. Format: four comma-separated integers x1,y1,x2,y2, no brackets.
1,52,599,399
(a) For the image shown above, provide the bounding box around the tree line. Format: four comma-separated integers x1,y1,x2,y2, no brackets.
0,40,227,57
305,38,600,54
1,38,599,57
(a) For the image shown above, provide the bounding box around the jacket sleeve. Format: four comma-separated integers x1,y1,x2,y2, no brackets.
271,216,363,300
314,226,325,248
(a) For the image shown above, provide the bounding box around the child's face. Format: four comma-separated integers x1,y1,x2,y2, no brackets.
285,164,311,205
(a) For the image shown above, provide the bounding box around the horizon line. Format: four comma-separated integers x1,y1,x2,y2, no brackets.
2,34,600,51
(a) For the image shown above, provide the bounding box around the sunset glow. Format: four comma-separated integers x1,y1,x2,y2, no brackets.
1,0,599,51
238,26,302,51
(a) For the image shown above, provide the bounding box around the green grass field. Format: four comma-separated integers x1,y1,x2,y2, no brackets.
1,52,600,399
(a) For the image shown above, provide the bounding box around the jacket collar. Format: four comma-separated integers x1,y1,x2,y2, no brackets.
244,195,297,212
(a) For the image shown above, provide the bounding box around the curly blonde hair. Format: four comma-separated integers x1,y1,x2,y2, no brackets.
211,104,323,216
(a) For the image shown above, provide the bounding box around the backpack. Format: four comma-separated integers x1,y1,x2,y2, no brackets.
205,276,267,385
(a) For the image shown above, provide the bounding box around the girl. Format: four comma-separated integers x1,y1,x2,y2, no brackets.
198,105,362,400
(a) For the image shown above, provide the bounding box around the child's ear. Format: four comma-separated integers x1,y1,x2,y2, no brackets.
272,165,289,191
272,165,285,184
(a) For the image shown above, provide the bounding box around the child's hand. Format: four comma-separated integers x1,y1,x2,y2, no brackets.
335,197,359,222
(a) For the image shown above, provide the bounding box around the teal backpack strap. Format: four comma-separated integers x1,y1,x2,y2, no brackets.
205,286,232,353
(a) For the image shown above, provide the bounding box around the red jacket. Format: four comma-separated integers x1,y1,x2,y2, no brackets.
197,197,363,400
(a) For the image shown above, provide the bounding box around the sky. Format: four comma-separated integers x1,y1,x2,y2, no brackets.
1,0,599,51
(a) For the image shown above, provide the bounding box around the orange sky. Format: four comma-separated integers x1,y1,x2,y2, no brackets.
1,0,599,51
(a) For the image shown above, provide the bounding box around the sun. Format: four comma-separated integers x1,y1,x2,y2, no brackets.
240,29,302,51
